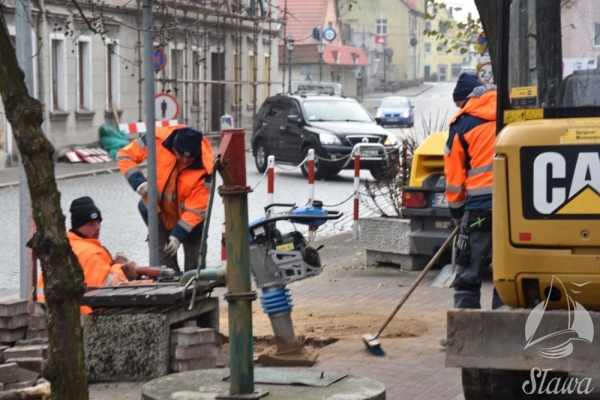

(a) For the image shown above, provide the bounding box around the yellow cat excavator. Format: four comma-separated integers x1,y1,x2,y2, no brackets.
446,1,600,399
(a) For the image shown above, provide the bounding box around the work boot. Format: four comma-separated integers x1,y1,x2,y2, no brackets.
439,334,448,349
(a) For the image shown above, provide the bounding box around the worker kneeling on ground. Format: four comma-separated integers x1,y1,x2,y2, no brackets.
444,73,504,311
36,197,139,314
117,125,214,274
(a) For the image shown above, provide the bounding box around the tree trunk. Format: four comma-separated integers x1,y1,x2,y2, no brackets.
0,16,89,400
474,0,500,79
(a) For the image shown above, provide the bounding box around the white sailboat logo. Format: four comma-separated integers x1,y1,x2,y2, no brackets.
524,276,594,359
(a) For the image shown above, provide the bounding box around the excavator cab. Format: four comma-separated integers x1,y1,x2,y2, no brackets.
494,0,600,311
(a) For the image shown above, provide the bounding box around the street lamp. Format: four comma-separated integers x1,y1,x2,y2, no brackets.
317,40,325,82
286,35,294,93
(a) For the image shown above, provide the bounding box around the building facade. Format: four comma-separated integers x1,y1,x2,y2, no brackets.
340,0,426,91
278,0,370,99
0,0,283,163
423,5,469,82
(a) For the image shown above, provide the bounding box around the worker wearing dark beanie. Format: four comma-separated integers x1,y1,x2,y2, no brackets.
70,196,102,230
453,73,483,104
440,70,502,335
117,123,215,274
173,127,202,158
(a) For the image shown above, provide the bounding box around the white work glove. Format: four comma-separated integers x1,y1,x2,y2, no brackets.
164,236,181,256
136,182,148,197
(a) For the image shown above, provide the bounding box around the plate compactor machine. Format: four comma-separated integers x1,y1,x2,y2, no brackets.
445,1,600,399
247,201,342,366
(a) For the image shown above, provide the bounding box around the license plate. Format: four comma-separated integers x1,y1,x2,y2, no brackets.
362,149,379,157
432,193,448,208
387,118,398,122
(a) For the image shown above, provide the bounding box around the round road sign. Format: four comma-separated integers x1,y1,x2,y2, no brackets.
477,62,494,84
155,93,180,121
323,27,337,42
375,35,386,45
385,48,394,57
153,48,167,71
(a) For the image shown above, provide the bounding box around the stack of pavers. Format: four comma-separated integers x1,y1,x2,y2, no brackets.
170,322,228,372
0,299,48,391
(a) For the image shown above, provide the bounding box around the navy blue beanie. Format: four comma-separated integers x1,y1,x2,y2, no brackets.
173,127,202,157
453,73,483,102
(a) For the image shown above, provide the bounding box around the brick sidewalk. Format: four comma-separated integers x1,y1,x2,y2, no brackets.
88,232,493,400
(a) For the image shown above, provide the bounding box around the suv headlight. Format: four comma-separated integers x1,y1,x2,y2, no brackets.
376,110,383,118
384,133,398,146
402,111,410,118
319,133,341,145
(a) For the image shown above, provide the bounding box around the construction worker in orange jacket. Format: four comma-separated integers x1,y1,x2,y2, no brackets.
36,197,137,314
444,73,503,311
117,125,214,273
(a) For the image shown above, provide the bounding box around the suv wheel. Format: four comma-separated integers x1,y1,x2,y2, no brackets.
254,141,269,173
300,147,332,180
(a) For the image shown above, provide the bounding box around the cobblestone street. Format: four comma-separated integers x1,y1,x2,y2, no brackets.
0,155,380,290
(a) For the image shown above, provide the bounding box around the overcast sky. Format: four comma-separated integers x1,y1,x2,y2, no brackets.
442,0,479,22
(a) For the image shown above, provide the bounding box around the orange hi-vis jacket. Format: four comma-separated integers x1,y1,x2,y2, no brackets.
116,125,214,242
444,85,497,219
36,231,128,314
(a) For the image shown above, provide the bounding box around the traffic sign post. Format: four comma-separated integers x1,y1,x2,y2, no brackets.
155,93,180,121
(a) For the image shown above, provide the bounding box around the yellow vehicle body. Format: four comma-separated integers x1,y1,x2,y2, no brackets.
494,118,600,311
408,131,447,187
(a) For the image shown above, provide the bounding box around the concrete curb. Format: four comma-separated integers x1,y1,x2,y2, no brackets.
0,167,123,189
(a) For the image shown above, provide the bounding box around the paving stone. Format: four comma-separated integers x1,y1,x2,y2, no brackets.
28,315,47,330
174,343,218,360
170,357,216,372
5,357,46,375
5,381,33,390
14,338,48,346
3,345,47,359
0,363,18,384
0,328,26,343
25,330,48,340
0,300,28,318
0,314,30,330
183,320,197,328
171,327,215,347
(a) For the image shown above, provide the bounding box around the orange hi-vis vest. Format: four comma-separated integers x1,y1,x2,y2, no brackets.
444,86,496,218
36,231,127,314
116,125,214,242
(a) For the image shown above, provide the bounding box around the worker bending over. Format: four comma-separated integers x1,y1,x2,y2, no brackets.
117,125,214,273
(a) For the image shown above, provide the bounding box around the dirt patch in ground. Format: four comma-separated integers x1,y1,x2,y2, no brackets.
219,309,428,351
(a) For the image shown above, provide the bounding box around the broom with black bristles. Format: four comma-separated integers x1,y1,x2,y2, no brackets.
362,225,460,356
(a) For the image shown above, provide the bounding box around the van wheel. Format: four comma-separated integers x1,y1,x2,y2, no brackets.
300,148,331,180
254,141,269,173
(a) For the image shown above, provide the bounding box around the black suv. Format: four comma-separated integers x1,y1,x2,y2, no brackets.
251,93,400,180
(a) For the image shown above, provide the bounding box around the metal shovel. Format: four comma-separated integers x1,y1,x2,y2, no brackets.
430,234,458,288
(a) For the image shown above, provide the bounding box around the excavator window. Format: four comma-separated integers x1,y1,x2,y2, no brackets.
501,0,600,122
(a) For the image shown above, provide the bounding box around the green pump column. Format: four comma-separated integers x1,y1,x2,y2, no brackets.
216,128,268,399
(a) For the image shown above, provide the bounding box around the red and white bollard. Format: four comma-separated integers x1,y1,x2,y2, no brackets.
308,149,316,241
307,149,315,205
353,147,361,240
267,155,275,206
